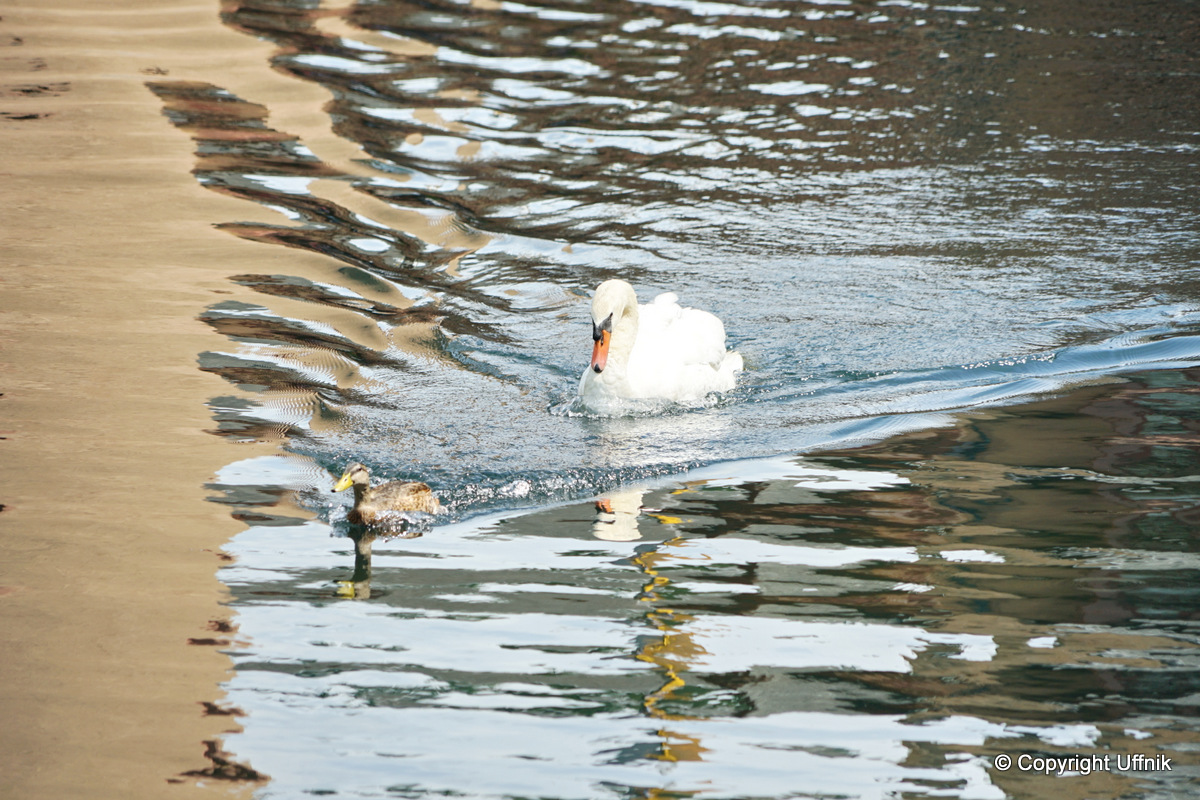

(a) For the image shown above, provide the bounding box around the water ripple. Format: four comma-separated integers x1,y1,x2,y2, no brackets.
155,3,1200,791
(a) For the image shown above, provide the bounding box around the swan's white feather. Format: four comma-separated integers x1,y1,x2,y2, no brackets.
578,280,743,413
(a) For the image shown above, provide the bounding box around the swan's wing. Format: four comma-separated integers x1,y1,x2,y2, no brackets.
641,293,681,329
636,296,730,370
651,291,679,307
673,307,729,368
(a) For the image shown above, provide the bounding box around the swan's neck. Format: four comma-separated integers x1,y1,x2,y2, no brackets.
606,302,639,370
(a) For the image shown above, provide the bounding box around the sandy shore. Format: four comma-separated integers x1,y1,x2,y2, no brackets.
0,2,328,796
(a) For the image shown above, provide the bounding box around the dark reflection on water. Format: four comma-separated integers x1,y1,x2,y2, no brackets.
154,0,1200,795
216,368,1200,797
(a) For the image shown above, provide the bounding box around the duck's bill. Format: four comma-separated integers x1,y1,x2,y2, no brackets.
590,329,611,373
333,473,354,492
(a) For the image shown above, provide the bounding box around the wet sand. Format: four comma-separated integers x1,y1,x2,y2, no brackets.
0,2,328,796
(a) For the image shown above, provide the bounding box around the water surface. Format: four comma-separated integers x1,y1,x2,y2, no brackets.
150,0,1200,510
216,368,1200,798
151,0,1200,795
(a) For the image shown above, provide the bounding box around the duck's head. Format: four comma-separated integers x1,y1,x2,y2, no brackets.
589,279,638,374
333,462,371,492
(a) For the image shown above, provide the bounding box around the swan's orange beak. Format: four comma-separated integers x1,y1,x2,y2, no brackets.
590,329,611,373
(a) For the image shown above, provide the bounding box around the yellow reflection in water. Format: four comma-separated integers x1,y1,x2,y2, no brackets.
627,524,712,763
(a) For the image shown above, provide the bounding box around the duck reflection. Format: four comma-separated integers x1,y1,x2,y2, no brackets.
334,524,424,601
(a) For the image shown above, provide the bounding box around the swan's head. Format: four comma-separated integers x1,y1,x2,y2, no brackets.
334,462,371,492
589,279,638,373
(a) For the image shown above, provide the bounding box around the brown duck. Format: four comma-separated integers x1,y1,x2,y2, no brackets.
333,462,441,523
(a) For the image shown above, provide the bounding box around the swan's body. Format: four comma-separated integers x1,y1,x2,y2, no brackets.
333,462,441,523
578,279,742,412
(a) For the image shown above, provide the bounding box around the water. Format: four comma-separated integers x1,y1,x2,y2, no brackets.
156,0,1200,796
212,370,1200,798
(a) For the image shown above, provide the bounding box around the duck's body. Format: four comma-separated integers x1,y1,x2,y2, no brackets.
578,279,742,412
334,462,440,523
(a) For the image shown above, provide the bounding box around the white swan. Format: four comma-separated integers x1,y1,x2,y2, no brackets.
578,279,743,412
